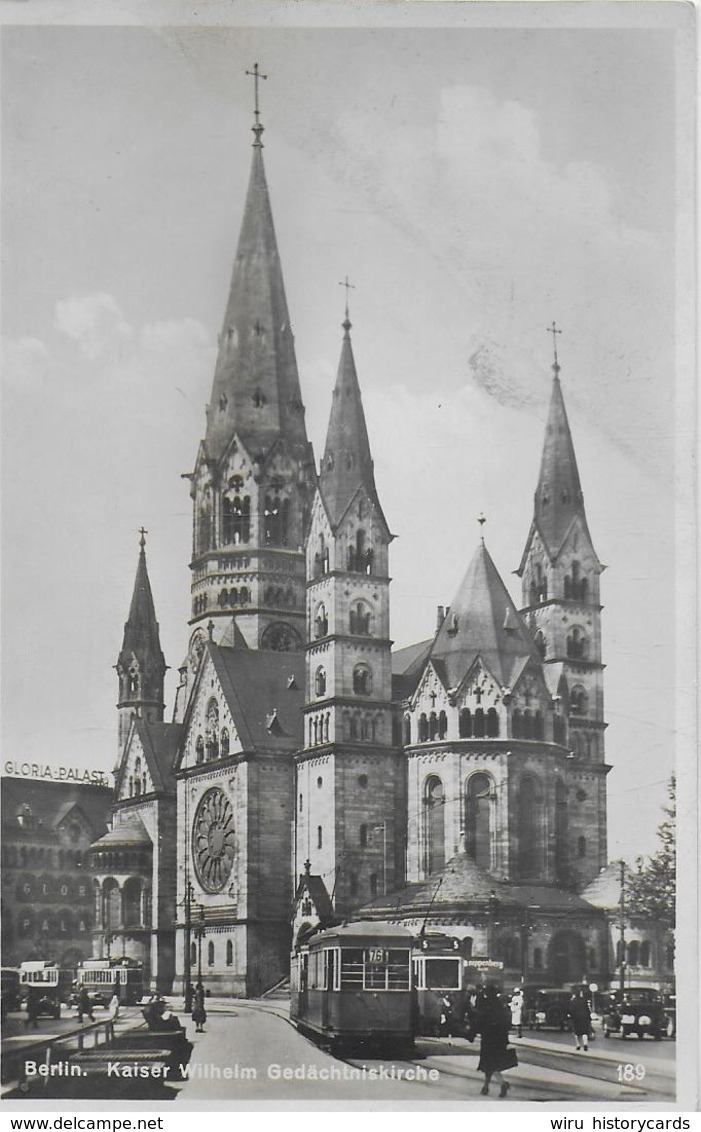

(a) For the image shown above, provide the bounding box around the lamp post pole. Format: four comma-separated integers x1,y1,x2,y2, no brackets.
618,860,627,997
183,880,193,1012
195,904,205,995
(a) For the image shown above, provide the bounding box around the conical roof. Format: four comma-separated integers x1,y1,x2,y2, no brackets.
119,541,165,674
430,541,539,689
204,141,309,464
319,320,382,528
533,373,585,556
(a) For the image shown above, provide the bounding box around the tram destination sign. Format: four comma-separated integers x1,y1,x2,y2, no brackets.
3,760,109,786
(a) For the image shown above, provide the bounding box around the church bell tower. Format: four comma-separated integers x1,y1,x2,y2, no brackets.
116,530,166,754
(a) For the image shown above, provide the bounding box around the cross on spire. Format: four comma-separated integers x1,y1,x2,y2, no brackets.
547,320,562,373
138,526,148,551
245,63,268,145
478,512,486,542
339,275,355,331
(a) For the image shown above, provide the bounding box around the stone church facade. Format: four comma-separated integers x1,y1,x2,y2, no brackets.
98,94,671,998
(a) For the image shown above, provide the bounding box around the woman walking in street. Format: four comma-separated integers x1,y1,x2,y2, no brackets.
192,985,207,1033
568,990,592,1051
470,985,518,1097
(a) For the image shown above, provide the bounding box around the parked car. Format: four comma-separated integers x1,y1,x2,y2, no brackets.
602,994,668,1040
523,988,572,1031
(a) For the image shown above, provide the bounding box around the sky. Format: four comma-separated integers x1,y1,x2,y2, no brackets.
1,8,693,864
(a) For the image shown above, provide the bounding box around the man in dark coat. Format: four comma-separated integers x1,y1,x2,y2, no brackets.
76,986,94,1024
470,985,517,1097
568,990,592,1051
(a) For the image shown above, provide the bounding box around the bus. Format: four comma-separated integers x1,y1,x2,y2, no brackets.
75,959,144,1008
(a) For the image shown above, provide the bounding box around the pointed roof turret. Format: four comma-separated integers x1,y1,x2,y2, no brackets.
118,531,165,675
429,540,540,688
532,334,586,556
319,311,383,528
204,83,309,464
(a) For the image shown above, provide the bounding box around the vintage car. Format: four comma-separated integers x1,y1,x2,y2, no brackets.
602,993,669,1040
522,987,572,1031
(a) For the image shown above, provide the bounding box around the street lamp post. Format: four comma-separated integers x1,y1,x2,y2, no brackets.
488,891,500,960
182,881,193,1012
618,860,627,997
195,904,205,994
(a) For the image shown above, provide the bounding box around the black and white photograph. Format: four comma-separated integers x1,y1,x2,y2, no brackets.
1,0,696,1113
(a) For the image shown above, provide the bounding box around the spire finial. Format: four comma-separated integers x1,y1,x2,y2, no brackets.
478,513,486,542
339,276,355,335
547,320,562,375
245,63,268,146
138,526,148,551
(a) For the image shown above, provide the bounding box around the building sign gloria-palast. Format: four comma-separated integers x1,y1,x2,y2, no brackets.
3,760,109,786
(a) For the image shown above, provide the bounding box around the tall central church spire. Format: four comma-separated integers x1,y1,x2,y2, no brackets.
186,77,315,656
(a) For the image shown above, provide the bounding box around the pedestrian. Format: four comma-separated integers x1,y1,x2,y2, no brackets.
470,985,518,1097
439,993,454,1042
568,990,592,1051
510,989,524,1039
76,985,94,1024
25,990,39,1029
192,985,207,1033
108,992,120,1023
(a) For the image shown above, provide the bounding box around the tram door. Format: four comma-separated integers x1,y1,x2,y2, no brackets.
322,949,336,1029
299,953,309,1018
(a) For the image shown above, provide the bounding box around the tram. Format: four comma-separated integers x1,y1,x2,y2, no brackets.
412,934,504,1036
1,968,21,1017
76,958,144,1007
290,921,415,1053
19,961,73,1018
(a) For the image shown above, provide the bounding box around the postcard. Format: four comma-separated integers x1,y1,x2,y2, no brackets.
1,0,696,1115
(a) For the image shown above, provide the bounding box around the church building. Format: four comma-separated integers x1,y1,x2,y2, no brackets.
100,76,670,998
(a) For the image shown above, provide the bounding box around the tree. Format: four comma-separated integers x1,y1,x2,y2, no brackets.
625,776,675,928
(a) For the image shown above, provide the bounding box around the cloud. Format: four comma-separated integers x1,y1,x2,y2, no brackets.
54,292,134,362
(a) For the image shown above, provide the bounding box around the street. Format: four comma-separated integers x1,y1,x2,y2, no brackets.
2,1002,675,1104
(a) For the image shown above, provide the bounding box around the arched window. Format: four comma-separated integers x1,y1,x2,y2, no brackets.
348,528,373,574
207,940,215,967
465,773,493,870
222,493,250,545
438,710,448,739
353,665,371,695
317,825,323,849
518,776,542,877
418,714,428,742
512,709,523,738
359,824,368,848
264,489,289,547
220,729,230,758
570,686,588,715
361,716,371,741
423,776,445,876
640,941,650,968
555,781,568,880
403,715,411,744
314,603,329,639
473,708,485,738
577,835,586,858
240,586,249,605
523,709,533,739
314,535,329,578
534,710,544,740
567,627,588,659
553,714,566,745
486,707,499,738
533,947,543,970
198,505,212,554
628,940,640,967
206,699,219,760
226,940,234,967
459,708,472,738
123,878,142,928
315,667,327,697
349,601,372,635
134,757,142,796
428,712,438,740
534,630,547,659
103,880,121,931
349,716,358,740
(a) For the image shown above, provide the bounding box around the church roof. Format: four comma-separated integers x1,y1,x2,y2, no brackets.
134,721,182,791
90,814,153,850
118,540,165,675
295,872,335,924
318,320,387,530
532,372,586,558
579,863,623,910
203,135,310,466
360,853,596,918
427,541,540,690
207,643,305,752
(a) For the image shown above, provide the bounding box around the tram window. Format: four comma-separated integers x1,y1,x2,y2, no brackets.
340,948,364,987
424,958,460,989
387,949,411,991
